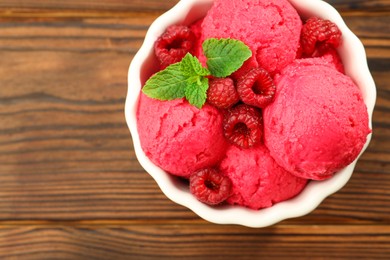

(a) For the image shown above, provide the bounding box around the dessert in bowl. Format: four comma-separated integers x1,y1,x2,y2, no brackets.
125,0,376,227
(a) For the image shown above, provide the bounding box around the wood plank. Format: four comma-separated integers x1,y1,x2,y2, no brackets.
0,225,389,259
0,15,154,53
327,0,390,12
0,0,389,13
0,0,179,12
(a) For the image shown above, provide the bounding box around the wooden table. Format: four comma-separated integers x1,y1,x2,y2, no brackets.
0,0,389,259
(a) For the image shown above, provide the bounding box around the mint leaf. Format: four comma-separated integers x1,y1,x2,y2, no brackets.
185,76,209,109
203,38,252,77
142,63,187,100
180,53,210,77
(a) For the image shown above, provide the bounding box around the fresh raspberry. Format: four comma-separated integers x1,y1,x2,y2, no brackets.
237,68,276,109
190,168,232,205
154,25,195,69
223,104,263,148
207,77,240,109
301,17,342,56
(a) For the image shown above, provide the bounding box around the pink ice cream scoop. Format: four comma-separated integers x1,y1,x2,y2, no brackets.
263,60,371,180
219,144,307,210
298,47,345,74
196,0,302,76
137,93,228,177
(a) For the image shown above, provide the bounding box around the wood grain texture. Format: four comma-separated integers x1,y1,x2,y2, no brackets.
0,225,389,259
0,0,389,259
326,0,390,12
0,0,179,12
0,0,389,12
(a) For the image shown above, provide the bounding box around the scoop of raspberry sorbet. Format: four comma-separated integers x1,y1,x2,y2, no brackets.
196,0,302,76
263,61,371,180
219,144,307,210
137,93,228,177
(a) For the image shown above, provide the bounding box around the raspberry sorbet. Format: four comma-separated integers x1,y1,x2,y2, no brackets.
197,0,302,76
263,60,371,180
219,144,307,209
137,93,228,177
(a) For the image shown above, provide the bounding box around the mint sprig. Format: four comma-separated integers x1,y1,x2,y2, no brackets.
143,53,210,108
142,38,252,109
203,38,252,77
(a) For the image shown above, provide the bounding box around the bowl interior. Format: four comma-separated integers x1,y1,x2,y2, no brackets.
125,0,376,227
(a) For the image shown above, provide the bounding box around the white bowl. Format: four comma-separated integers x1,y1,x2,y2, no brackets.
125,0,376,227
